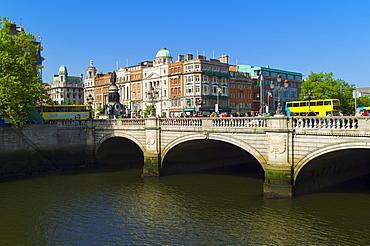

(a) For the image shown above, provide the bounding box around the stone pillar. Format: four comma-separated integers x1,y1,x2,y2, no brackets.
84,119,96,166
141,118,160,177
263,131,293,198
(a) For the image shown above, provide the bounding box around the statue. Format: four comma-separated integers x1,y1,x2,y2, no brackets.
110,71,117,86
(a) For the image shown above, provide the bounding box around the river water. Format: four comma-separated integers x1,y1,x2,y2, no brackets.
0,165,369,245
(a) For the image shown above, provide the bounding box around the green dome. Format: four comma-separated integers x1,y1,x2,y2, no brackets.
156,48,171,57
59,65,67,74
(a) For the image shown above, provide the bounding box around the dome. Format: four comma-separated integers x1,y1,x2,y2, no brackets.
156,48,171,58
59,65,67,74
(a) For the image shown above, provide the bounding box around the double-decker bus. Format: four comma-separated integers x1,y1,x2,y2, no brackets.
35,105,92,122
285,99,341,116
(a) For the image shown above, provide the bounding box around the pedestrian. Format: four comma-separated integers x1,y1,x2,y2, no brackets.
307,110,316,116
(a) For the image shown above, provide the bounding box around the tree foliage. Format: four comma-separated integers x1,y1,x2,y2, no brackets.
299,72,356,114
0,17,50,127
143,104,155,117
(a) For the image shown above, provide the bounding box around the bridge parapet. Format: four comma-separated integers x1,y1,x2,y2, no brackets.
290,116,358,130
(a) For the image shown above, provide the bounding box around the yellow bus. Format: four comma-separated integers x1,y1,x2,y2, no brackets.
35,105,92,122
285,99,341,116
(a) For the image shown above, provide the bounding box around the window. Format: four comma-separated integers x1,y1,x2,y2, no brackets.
203,85,209,93
186,86,193,94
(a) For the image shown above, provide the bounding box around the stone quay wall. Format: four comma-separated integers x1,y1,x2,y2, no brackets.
0,122,87,180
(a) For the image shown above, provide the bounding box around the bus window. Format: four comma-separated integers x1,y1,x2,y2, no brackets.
324,101,331,105
317,101,323,106
293,103,299,107
286,103,292,107
299,102,307,107
333,100,340,105
310,101,316,106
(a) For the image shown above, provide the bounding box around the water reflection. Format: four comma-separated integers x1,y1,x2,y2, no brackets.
0,167,369,245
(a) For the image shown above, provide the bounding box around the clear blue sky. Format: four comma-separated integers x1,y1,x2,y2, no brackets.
3,0,370,87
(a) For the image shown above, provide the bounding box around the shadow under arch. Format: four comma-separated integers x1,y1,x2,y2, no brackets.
161,133,266,167
96,133,144,167
294,141,370,180
294,142,370,195
160,134,265,176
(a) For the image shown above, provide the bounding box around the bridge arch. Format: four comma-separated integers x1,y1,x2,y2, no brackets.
161,133,267,168
294,141,370,180
96,133,145,155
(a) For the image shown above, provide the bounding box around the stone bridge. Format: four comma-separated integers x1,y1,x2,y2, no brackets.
86,116,370,198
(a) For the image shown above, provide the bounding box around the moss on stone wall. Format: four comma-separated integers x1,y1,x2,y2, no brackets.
0,147,87,181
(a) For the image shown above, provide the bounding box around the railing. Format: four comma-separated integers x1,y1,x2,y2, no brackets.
81,116,370,132
160,118,202,127
290,117,358,130
119,118,146,126
57,119,87,127
212,117,267,128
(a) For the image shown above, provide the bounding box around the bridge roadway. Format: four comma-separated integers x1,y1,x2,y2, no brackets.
86,116,370,198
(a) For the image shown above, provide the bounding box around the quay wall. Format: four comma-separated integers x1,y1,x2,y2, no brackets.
0,124,87,180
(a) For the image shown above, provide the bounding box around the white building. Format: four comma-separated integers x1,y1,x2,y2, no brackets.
50,65,84,105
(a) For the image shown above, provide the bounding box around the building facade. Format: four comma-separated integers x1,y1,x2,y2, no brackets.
237,65,303,114
82,48,302,117
49,65,84,105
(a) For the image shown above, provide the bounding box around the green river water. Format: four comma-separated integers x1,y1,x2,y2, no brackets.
0,165,369,245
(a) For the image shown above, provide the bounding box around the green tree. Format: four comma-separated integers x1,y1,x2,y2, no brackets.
0,17,50,127
299,72,356,114
355,95,370,108
143,105,155,117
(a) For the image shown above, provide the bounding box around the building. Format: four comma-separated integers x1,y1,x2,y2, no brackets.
84,48,281,117
356,87,370,97
49,65,84,105
237,65,303,114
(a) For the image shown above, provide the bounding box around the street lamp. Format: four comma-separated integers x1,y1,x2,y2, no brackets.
147,87,158,117
270,74,289,116
86,94,94,105
86,94,94,118
215,87,221,114
304,90,315,111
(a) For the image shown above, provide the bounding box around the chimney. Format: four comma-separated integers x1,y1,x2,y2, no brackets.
197,55,206,60
177,54,184,62
186,53,193,60
218,55,229,64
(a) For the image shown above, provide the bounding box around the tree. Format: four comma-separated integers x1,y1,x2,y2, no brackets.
0,17,50,127
299,72,356,114
355,95,370,108
143,105,155,117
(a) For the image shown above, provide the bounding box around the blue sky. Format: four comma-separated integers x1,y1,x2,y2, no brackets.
3,0,370,87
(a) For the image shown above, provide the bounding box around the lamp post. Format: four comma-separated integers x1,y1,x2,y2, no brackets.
147,86,158,117
86,94,94,118
304,90,315,111
215,87,221,114
267,91,272,113
38,35,42,83
270,74,289,116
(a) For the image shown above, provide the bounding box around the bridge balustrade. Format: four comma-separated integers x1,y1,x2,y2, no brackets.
290,116,358,130
159,118,203,127
212,117,267,128
57,119,87,127
119,118,146,126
